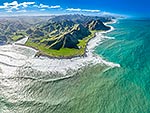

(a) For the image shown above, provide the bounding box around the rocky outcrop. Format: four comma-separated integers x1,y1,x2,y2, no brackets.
87,20,111,31
42,24,91,50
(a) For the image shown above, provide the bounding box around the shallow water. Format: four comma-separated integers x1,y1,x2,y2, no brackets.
0,19,150,113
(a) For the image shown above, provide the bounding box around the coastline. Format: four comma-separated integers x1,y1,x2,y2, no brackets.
0,20,120,77
87,20,116,51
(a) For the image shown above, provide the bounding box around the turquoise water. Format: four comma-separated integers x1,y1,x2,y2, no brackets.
95,19,150,112
0,19,150,113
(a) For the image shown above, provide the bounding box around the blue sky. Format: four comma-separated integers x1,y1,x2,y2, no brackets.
0,0,149,17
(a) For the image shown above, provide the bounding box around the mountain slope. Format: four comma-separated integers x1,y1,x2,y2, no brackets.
26,15,111,50
87,20,111,31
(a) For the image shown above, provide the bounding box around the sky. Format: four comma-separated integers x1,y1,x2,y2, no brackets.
0,0,150,17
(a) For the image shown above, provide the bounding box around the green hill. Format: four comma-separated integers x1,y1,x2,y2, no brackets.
25,15,111,58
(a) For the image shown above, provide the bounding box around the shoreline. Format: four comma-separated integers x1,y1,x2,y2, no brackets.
0,20,120,76
87,20,116,51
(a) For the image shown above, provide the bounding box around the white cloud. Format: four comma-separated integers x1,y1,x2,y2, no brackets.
33,5,38,8
20,2,35,8
40,9,46,11
66,8,100,13
5,1,18,7
17,10,27,12
39,4,49,8
99,11,118,16
50,5,61,9
82,9,100,13
100,12,113,15
3,1,19,10
0,1,35,11
0,5,7,9
35,4,61,9
0,1,61,13
66,8,81,12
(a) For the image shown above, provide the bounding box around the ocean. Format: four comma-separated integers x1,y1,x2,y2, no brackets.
0,19,150,113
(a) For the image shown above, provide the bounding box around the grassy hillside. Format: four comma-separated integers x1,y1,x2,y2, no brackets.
26,30,96,58
24,15,111,58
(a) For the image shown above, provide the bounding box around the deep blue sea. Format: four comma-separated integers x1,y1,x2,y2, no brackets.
0,19,150,113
